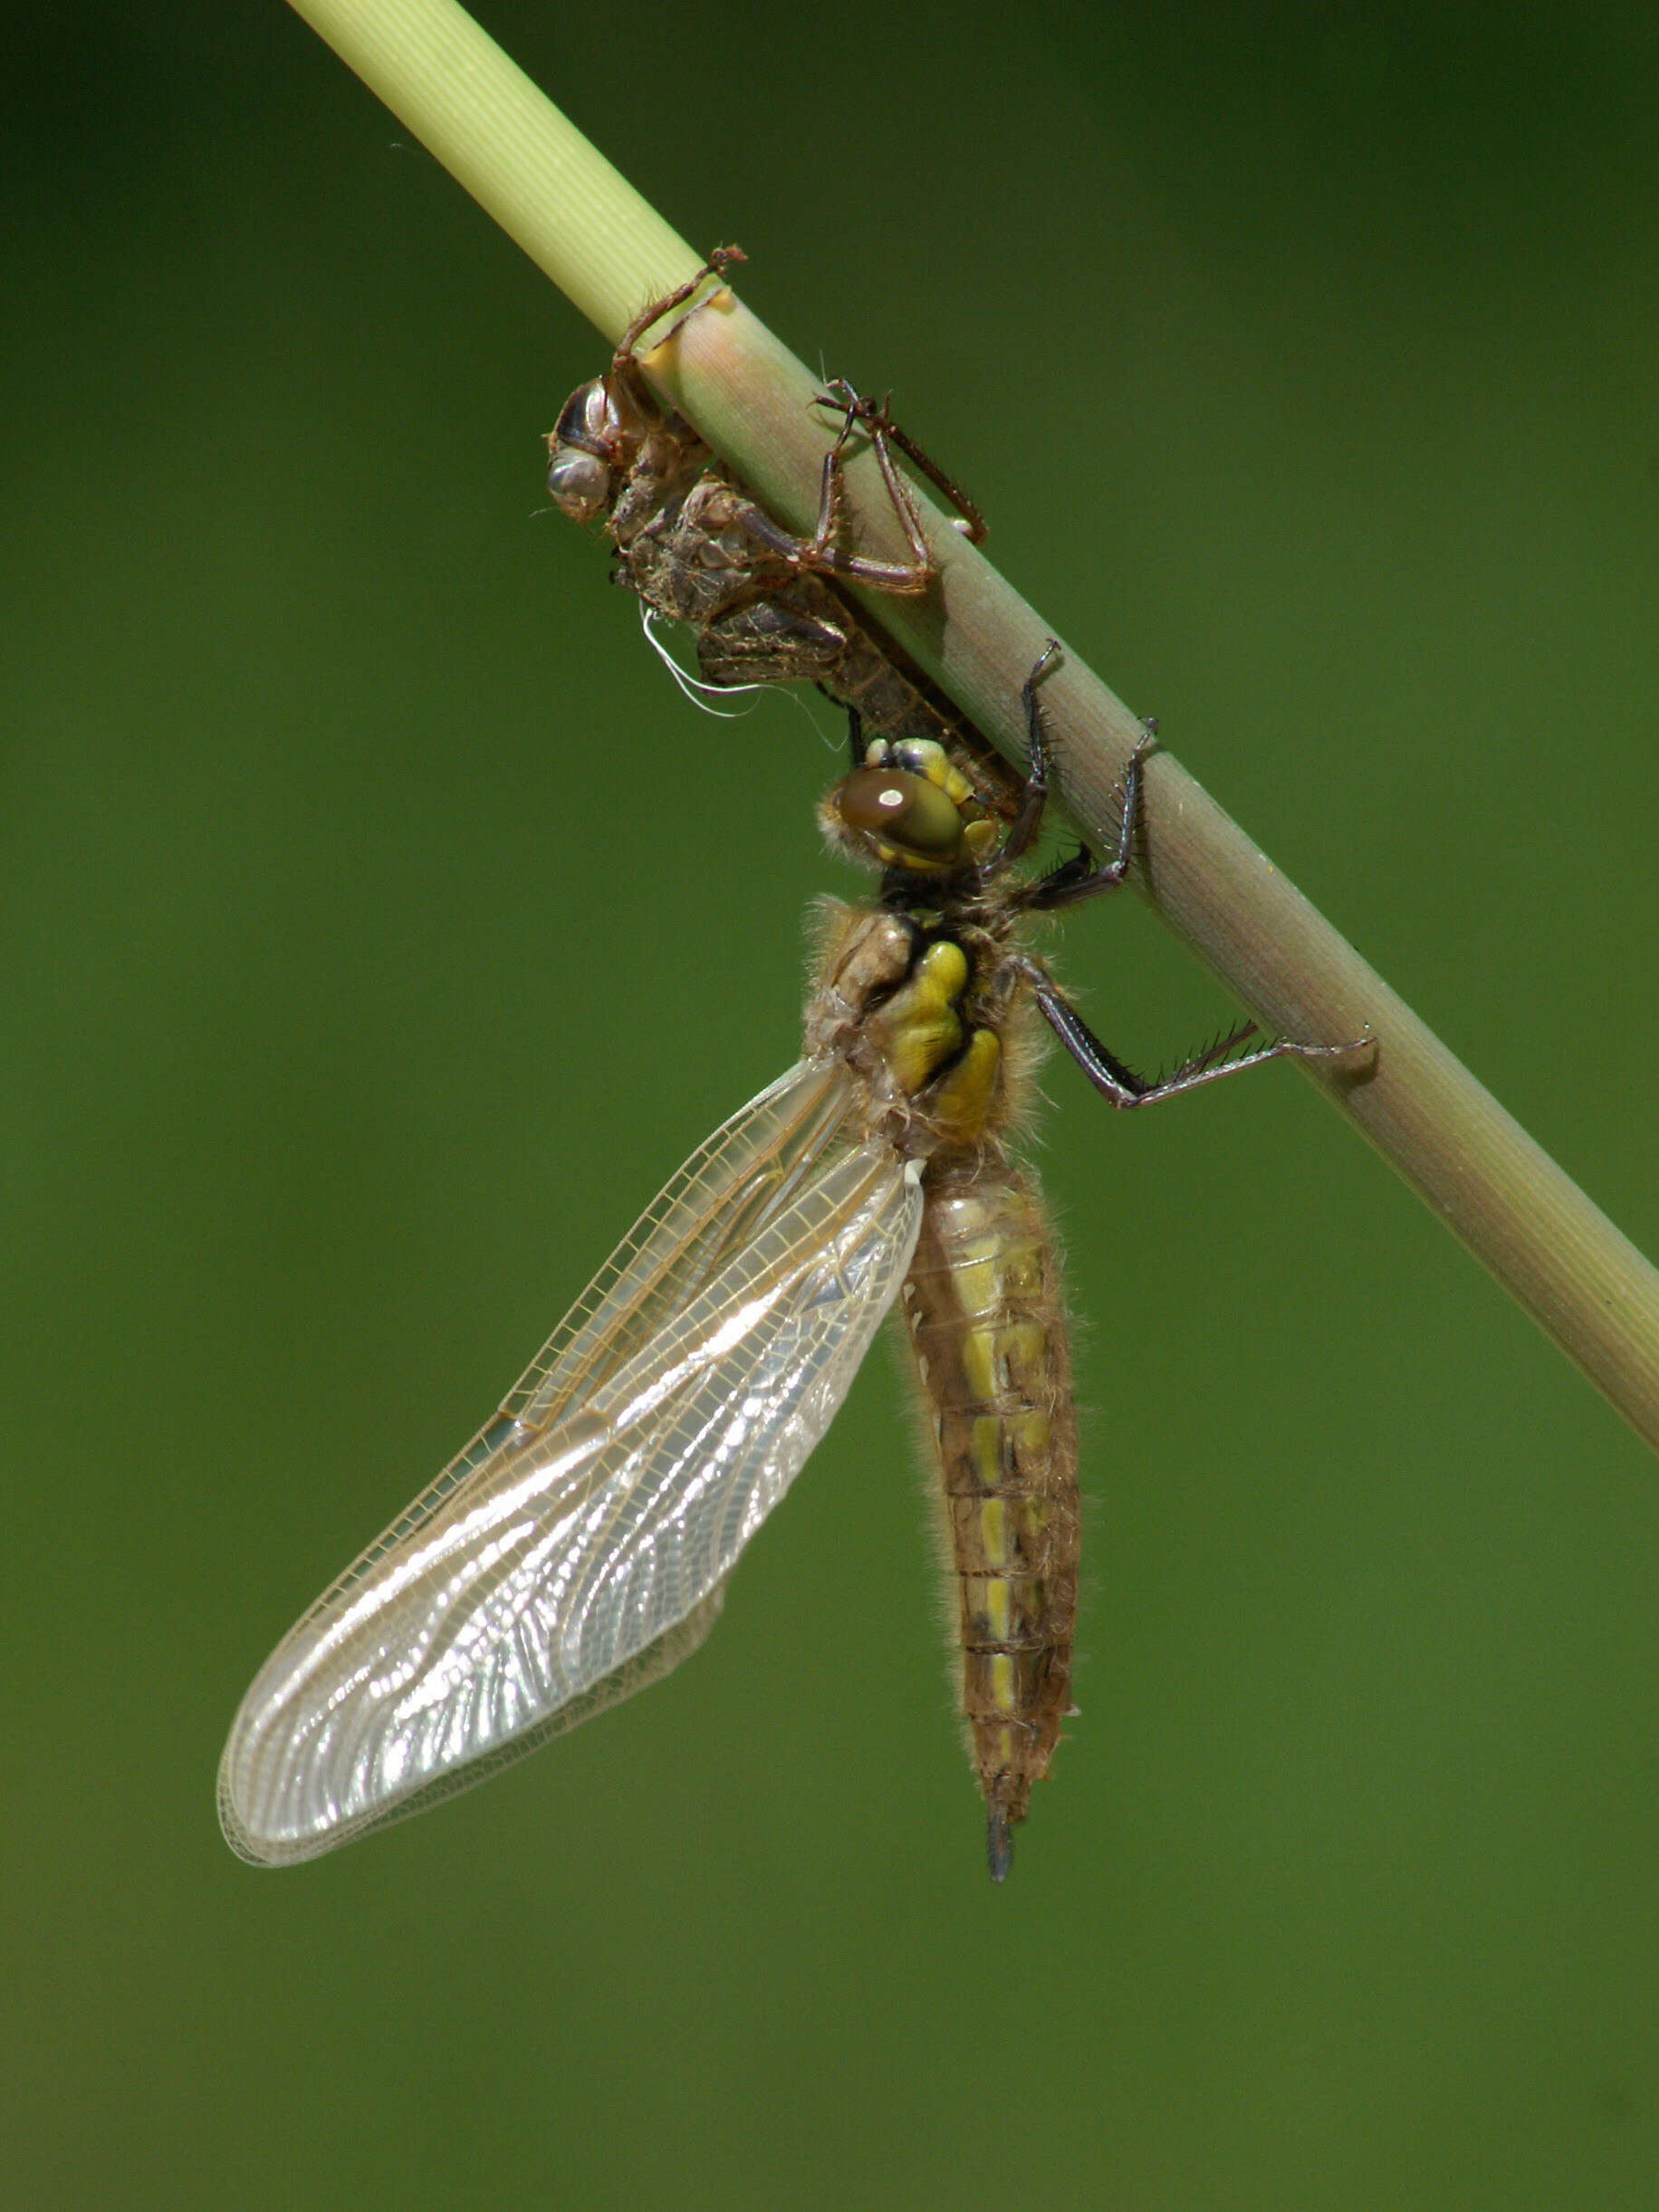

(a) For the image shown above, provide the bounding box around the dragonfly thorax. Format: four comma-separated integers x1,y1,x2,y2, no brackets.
802,904,1012,1159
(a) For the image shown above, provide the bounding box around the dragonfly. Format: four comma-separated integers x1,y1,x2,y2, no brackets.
218,647,1366,1879
545,248,1026,821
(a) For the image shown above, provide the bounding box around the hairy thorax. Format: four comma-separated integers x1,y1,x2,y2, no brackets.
802,899,1038,1167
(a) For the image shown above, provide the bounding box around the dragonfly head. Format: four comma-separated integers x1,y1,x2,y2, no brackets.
545,377,628,524
824,736,1001,877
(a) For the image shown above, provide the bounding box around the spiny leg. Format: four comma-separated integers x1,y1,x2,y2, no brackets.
594,250,748,454
707,406,935,596
609,269,942,595
719,374,957,594
814,380,988,545
993,639,1064,866
1002,643,1371,1092
1022,737,1163,914
1009,953,1371,1106
613,246,746,375
1001,641,1159,891
745,380,939,594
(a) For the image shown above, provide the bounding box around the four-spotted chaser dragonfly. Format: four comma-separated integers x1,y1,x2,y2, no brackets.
218,648,1363,1879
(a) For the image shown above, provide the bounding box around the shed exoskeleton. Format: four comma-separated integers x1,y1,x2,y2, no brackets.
545,249,1025,821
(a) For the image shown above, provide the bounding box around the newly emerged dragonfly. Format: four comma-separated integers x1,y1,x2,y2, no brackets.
545,249,1025,820
219,649,1365,1878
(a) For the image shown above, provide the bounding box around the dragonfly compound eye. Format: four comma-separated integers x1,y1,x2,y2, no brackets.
835,767,966,870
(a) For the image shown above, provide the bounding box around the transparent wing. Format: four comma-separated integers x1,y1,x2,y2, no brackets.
218,1061,921,1865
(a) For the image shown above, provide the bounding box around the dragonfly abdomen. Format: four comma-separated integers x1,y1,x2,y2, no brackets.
899,1163,1079,1880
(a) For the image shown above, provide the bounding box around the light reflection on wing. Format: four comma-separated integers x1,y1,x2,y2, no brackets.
218,1062,921,1865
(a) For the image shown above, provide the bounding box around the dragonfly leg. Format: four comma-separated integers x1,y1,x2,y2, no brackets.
1002,642,1157,887
1020,725,1162,911
813,379,988,545
738,380,938,594
1009,953,1372,1108
713,445,935,595
993,640,1061,865
844,702,868,773
614,246,746,375
596,249,748,451
701,378,953,597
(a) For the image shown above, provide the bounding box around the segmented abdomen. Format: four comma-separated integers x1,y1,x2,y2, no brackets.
898,1161,1079,1864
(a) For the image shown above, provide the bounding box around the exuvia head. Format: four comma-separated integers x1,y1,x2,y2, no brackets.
544,378,628,524
824,736,1002,877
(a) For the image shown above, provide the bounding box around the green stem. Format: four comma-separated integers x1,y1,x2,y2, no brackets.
287,0,1659,1454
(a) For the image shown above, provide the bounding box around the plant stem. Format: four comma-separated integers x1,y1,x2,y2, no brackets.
286,0,1659,1452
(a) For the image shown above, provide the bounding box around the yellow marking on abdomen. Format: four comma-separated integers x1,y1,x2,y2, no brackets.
1011,1409,1051,1459
984,1577,1012,1642
961,1314,1051,1403
949,1236,1002,1320
970,1415,1003,1488
961,1326,998,1403
979,1495,1008,1567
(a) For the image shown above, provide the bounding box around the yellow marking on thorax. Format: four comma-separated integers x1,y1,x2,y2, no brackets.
926,1028,1001,1143
864,939,967,1092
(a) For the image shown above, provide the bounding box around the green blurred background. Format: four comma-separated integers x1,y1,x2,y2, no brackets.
5,5,1658,2207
